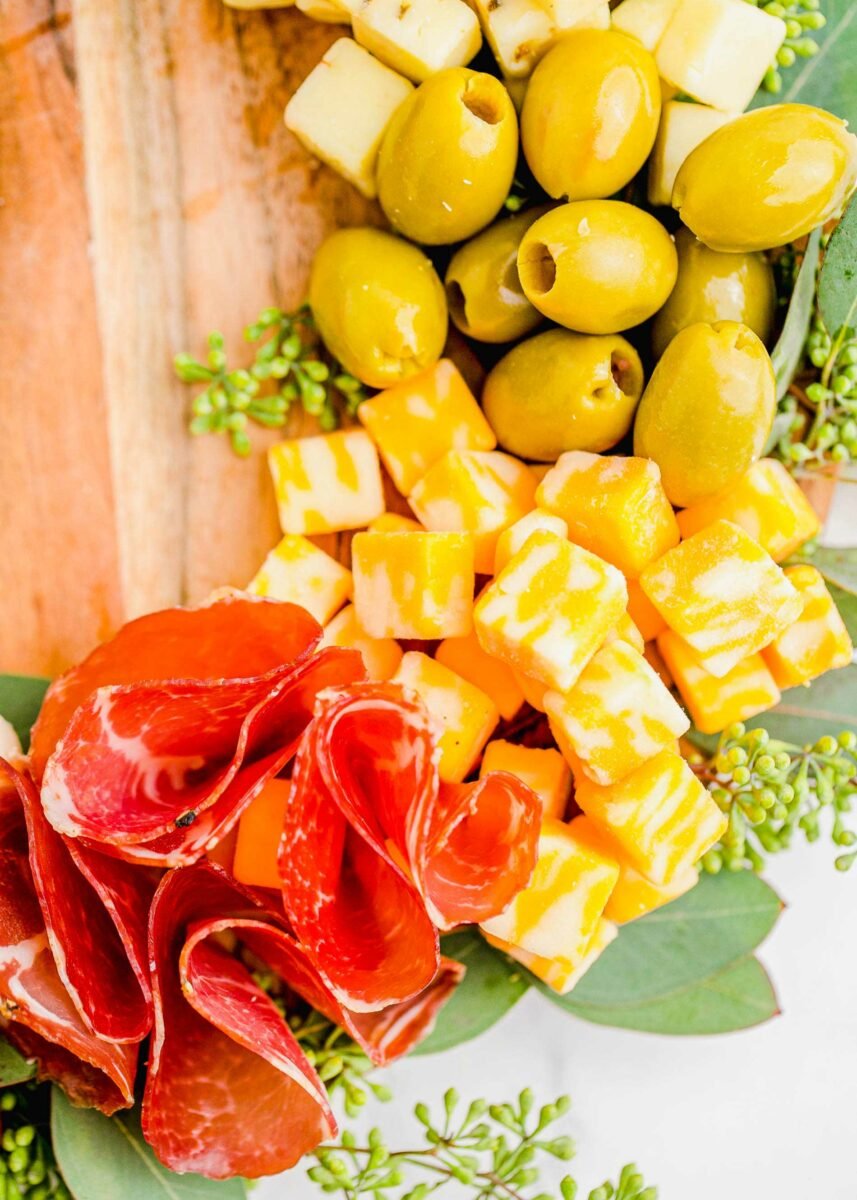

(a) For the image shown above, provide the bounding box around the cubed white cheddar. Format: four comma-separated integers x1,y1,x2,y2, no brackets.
351,530,476,639
436,632,525,720
284,38,413,198
480,740,571,819
474,530,628,692
358,359,496,496
545,639,689,786
296,0,358,21
602,612,645,654
485,917,617,994
481,816,619,961
322,604,403,681
393,651,499,782
247,534,352,624
493,509,568,574
542,0,610,32
466,0,554,78
610,0,680,50
648,100,734,207
352,0,482,82
409,450,537,574
655,0,786,113
268,428,385,535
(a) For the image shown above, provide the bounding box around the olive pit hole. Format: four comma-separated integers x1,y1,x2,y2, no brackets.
518,243,557,295
446,280,468,328
611,352,637,397
462,84,502,125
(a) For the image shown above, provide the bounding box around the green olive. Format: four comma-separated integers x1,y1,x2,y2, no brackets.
520,29,661,201
652,228,776,358
482,329,645,462
308,227,447,389
673,104,857,253
517,201,677,335
376,68,518,246
444,207,552,344
633,321,776,508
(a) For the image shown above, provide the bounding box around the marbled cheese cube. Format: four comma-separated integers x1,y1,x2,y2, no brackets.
466,0,554,78
611,0,680,50
368,512,423,533
485,917,617,994
648,100,734,207
493,509,568,574
627,578,667,642
545,639,689,786
474,530,628,692
480,816,619,960
352,0,482,82
480,740,571,819
436,633,525,720
297,0,358,21
537,452,679,579
359,359,496,495
573,749,727,885
602,613,645,654
351,530,475,639
409,450,537,574
657,629,780,736
639,520,803,678
676,459,821,564
762,565,853,690
269,428,385,534
284,38,414,198
393,651,499,782
322,604,403,682
247,534,352,624
655,0,786,113
643,640,673,689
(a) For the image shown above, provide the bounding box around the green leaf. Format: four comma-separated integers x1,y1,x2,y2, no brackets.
829,583,857,640
52,1090,247,1199
751,0,857,127
746,662,857,744
770,226,822,404
411,930,530,1055
0,1036,35,1085
0,673,50,752
819,194,857,339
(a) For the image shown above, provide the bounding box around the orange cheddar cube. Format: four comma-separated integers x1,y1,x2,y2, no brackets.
514,669,549,713
762,565,853,689
233,779,290,890
643,640,674,688
493,509,568,574
409,450,537,573
545,640,689,786
537,452,680,579
573,749,727,885
480,740,572,819
358,359,496,495
351,530,475,639
247,534,351,624
484,917,617,995
640,520,802,678
602,612,645,654
627,578,668,642
658,629,780,735
268,429,385,534
474,531,627,692
368,512,423,533
322,604,403,682
480,816,619,962
676,459,820,563
392,651,499,782
436,633,524,720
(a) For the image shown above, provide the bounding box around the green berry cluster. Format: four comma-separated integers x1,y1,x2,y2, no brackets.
777,313,857,468
310,1088,656,1200
692,724,857,874
743,0,826,93
175,306,366,456
0,1088,68,1200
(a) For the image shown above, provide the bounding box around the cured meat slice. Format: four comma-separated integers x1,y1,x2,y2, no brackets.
0,763,136,1113
144,863,335,1179
30,593,323,779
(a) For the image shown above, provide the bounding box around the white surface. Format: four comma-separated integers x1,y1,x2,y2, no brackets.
262,485,857,1200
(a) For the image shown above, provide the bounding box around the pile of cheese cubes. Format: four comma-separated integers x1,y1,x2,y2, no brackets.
242,356,852,994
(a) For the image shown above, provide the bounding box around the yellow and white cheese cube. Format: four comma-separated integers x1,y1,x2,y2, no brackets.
247,534,352,624
610,0,680,50
485,917,617,994
368,512,423,533
352,0,483,82
351,530,476,639
475,530,628,692
436,632,525,720
602,612,645,655
466,0,554,78
762,565,854,690
296,0,357,21
657,629,781,736
284,38,413,198
493,509,568,575
542,0,610,33
513,669,549,713
322,604,403,681
269,428,386,535
393,651,499,782
480,740,571,819
648,100,734,208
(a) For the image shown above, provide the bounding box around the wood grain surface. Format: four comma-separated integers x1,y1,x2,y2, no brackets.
0,0,376,675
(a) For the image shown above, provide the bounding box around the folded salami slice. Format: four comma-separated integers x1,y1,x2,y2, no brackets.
0,763,136,1114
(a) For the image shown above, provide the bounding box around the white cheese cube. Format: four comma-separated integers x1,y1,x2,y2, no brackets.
610,0,680,51
352,0,482,82
543,0,610,33
284,38,413,198
247,535,352,624
648,100,734,206
467,0,554,78
656,0,786,113
268,429,386,534
296,0,358,21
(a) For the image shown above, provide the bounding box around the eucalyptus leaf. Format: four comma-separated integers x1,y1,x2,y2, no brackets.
745,662,857,744
51,1090,247,1200
0,1036,35,1085
0,673,50,751
412,929,530,1055
818,192,857,338
770,226,822,403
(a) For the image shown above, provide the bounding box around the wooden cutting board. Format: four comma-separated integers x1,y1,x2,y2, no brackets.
0,0,377,676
